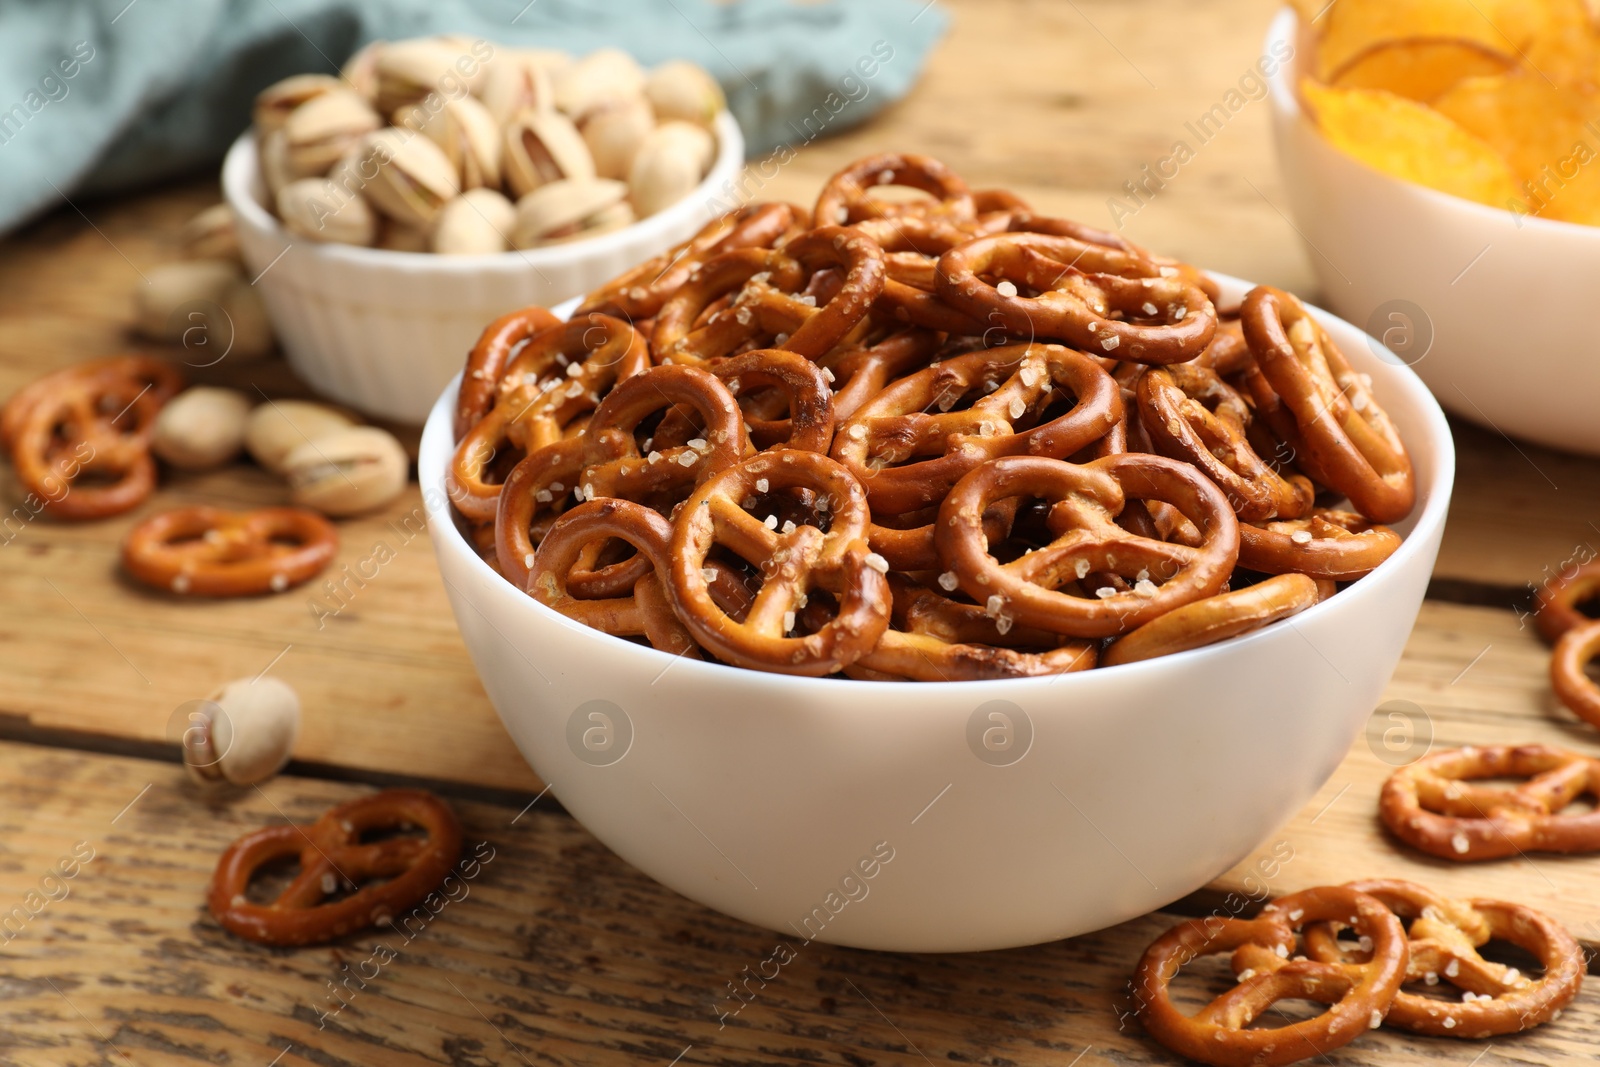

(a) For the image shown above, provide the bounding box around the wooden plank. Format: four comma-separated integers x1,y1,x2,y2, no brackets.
1,740,1595,1066
1214,598,1600,941
0,0,1596,789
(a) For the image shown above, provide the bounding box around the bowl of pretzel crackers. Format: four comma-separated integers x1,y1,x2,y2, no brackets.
418,153,1455,952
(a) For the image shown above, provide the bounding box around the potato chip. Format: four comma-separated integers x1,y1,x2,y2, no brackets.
1330,38,1514,101
1522,0,1600,91
1314,0,1542,81
1435,71,1600,223
1301,80,1524,209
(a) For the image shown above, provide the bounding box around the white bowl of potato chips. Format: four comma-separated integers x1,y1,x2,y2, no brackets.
1266,2,1600,455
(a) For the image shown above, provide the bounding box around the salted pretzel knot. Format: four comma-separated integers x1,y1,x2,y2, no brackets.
578,364,745,503
1137,364,1313,522
7,356,186,520
1133,885,1408,1067
1,354,183,452
577,202,808,321
208,789,462,947
494,438,586,592
1529,559,1600,643
529,498,698,655
651,248,807,364
1379,744,1600,860
122,506,338,597
1552,620,1600,728
814,152,975,226
708,348,836,452
833,343,1121,514
935,232,1217,363
1537,560,1600,643
820,328,941,424
453,305,562,440
1239,509,1401,581
848,215,989,333
1285,879,1585,1038
1102,573,1321,667
1241,285,1415,524
668,450,889,675
852,576,1098,681
449,314,649,523
936,453,1239,638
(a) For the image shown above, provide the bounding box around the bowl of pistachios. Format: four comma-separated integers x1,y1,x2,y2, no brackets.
223,37,743,423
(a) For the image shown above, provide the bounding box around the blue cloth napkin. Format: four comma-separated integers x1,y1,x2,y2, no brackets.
0,0,947,232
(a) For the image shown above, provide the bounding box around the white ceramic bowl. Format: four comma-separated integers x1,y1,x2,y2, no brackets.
222,113,743,424
419,277,1455,952
1264,9,1600,455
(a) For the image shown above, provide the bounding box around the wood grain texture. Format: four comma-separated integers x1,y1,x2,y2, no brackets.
0,0,1596,960
0,740,1594,1067
1214,599,1600,942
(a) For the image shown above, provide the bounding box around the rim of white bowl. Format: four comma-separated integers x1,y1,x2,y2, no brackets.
222,110,745,272
420,278,1456,689
1265,8,1598,241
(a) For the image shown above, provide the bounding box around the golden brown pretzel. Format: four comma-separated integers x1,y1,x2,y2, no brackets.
494,438,586,592
821,328,941,424
529,498,698,655
1241,285,1415,524
1290,879,1584,1038
848,215,990,333
449,314,649,522
762,225,887,358
1,354,183,451
6,356,185,520
1379,744,1600,860
1551,619,1600,729
1536,560,1600,644
1238,509,1401,581
1133,885,1408,1067
706,348,835,452
667,450,889,675
814,152,975,226
1102,573,1320,666
454,306,563,440
577,203,808,321
122,506,338,597
833,343,1121,514
1195,313,1252,376
1137,364,1313,522
852,576,1097,681
935,232,1217,364
208,789,462,947
935,453,1239,638
651,248,807,364
578,364,745,504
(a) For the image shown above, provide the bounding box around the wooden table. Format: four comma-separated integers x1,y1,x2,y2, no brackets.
2,0,1598,1062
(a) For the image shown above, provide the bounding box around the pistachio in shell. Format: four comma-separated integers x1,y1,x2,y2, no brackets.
644,60,725,126
151,387,253,471
282,89,383,178
359,128,460,228
503,110,594,199
253,73,342,137
277,177,377,246
283,426,410,517
433,189,516,255
244,400,356,474
581,96,655,181
400,94,502,190
512,178,633,248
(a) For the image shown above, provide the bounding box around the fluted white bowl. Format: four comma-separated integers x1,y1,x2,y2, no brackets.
1265,9,1600,454
222,112,743,423
419,276,1455,951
